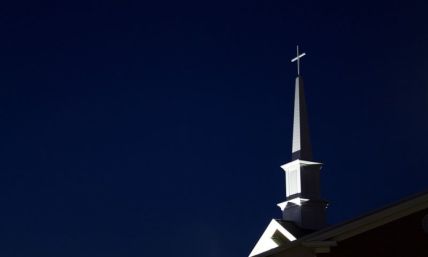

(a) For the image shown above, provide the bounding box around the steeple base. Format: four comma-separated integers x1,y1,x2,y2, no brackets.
278,199,328,230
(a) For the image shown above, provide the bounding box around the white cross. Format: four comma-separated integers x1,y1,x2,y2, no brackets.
291,45,306,76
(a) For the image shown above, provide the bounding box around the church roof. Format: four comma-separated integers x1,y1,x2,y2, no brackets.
252,190,428,257
275,219,316,238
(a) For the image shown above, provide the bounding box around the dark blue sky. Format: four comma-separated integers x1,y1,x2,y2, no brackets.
0,1,428,256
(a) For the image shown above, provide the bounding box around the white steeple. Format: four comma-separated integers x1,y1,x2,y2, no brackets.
248,46,328,257
277,46,328,230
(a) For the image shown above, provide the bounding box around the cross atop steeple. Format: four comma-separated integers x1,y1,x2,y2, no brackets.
291,45,306,76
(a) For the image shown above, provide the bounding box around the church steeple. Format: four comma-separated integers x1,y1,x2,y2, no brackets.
248,46,328,257
276,46,327,230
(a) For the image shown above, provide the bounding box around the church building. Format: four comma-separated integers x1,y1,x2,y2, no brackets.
249,47,428,257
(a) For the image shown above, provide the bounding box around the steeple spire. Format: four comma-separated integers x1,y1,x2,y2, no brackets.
291,76,312,161
290,45,312,161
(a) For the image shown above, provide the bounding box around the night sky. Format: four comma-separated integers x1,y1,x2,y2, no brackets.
1,1,428,256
